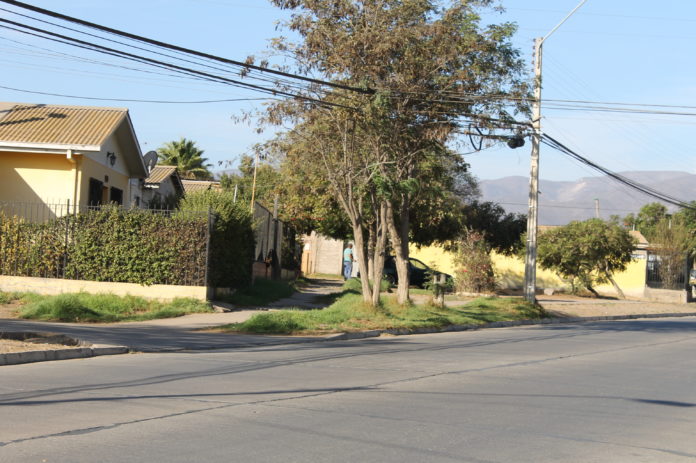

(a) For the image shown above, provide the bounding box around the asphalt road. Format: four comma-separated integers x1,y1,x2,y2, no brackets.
2,317,696,462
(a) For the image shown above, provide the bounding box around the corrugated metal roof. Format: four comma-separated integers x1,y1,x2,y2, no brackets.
181,179,222,194
145,165,178,185
0,103,126,147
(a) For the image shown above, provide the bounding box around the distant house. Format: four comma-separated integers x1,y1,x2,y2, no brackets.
143,165,184,209
0,102,147,217
181,179,222,194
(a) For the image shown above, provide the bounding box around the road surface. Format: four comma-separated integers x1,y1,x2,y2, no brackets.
2,317,696,462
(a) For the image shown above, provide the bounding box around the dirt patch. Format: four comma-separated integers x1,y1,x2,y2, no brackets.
0,339,83,354
539,298,696,318
0,302,21,319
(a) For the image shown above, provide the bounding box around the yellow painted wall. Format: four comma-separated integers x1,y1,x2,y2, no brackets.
0,151,76,204
78,156,130,207
411,244,647,297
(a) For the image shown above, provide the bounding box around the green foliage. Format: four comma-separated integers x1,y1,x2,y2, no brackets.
453,230,497,294
537,219,635,294
157,137,213,180
219,153,282,209
18,293,211,323
623,202,668,240
66,207,207,285
0,208,208,286
223,293,545,335
179,190,256,288
648,217,694,289
221,278,296,306
0,291,23,304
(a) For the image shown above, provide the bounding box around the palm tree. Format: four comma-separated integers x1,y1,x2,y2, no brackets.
157,138,213,179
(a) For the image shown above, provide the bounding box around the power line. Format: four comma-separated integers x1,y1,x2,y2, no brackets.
541,133,695,210
0,84,277,104
0,18,354,110
0,0,373,95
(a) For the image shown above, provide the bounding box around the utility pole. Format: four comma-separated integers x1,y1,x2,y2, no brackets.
595,198,600,218
523,0,588,304
233,184,238,203
523,37,543,304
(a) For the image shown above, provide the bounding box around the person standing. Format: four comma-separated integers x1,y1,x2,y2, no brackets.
343,243,354,280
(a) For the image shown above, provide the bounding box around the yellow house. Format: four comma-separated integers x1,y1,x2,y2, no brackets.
0,102,147,218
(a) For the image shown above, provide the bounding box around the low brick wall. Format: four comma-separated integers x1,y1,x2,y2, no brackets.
0,275,208,301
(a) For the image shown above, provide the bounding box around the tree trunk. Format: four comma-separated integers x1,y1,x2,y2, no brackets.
350,220,373,304
367,220,377,286
371,202,388,307
606,273,626,299
585,283,600,298
386,200,410,305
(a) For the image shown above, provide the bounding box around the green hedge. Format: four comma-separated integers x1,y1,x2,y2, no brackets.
1,194,255,288
178,190,256,288
0,207,207,286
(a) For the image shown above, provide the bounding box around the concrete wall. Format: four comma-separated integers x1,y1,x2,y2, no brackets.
0,275,208,301
301,232,344,276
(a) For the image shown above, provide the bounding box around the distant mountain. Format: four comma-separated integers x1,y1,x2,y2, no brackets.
479,171,696,225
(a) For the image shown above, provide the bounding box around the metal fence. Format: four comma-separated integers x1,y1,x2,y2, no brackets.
0,201,210,286
646,251,690,290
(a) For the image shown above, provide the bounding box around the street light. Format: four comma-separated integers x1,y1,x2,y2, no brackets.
524,0,589,303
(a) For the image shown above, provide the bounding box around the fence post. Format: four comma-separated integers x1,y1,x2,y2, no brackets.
62,199,70,279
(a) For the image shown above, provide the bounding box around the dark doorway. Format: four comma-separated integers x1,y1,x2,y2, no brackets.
110,187,123,205
88,178,104,206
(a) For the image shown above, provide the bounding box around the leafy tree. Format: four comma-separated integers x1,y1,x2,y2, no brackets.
648,217,695,289
673,201,696,230
537,219,635,298
263,0,530,304
219,152,282,209
623,202,668,240
157,138,213,180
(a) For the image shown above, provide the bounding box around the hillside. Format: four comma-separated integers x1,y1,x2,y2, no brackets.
480,171,696,225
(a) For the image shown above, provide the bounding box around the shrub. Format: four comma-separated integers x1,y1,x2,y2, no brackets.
453,230,496,294
178,190,256,288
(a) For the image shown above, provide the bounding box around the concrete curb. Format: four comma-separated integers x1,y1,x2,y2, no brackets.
0,332,129,366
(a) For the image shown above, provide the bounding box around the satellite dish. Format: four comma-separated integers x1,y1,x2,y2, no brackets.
143,150,158,173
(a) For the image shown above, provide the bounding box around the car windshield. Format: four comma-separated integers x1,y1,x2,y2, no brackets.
409,259,428,270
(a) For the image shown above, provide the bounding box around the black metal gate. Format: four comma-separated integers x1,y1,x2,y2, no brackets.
646,251,691,290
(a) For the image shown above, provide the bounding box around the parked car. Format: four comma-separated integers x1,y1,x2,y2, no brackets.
382,256,452,289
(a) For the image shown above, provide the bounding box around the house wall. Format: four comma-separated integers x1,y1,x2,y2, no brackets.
79,135,131,206
0,151,76,204
410,245,648,298
142,177,179,208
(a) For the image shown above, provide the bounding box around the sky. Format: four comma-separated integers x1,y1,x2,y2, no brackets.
1,0,696,183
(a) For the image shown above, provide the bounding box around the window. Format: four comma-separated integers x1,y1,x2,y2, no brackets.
110,187,123,205
88,178,103,206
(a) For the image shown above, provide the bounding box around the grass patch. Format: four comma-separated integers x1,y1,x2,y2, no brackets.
18,293,212,323
221,294,547,335
0,291,24,304
221,278,297,306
